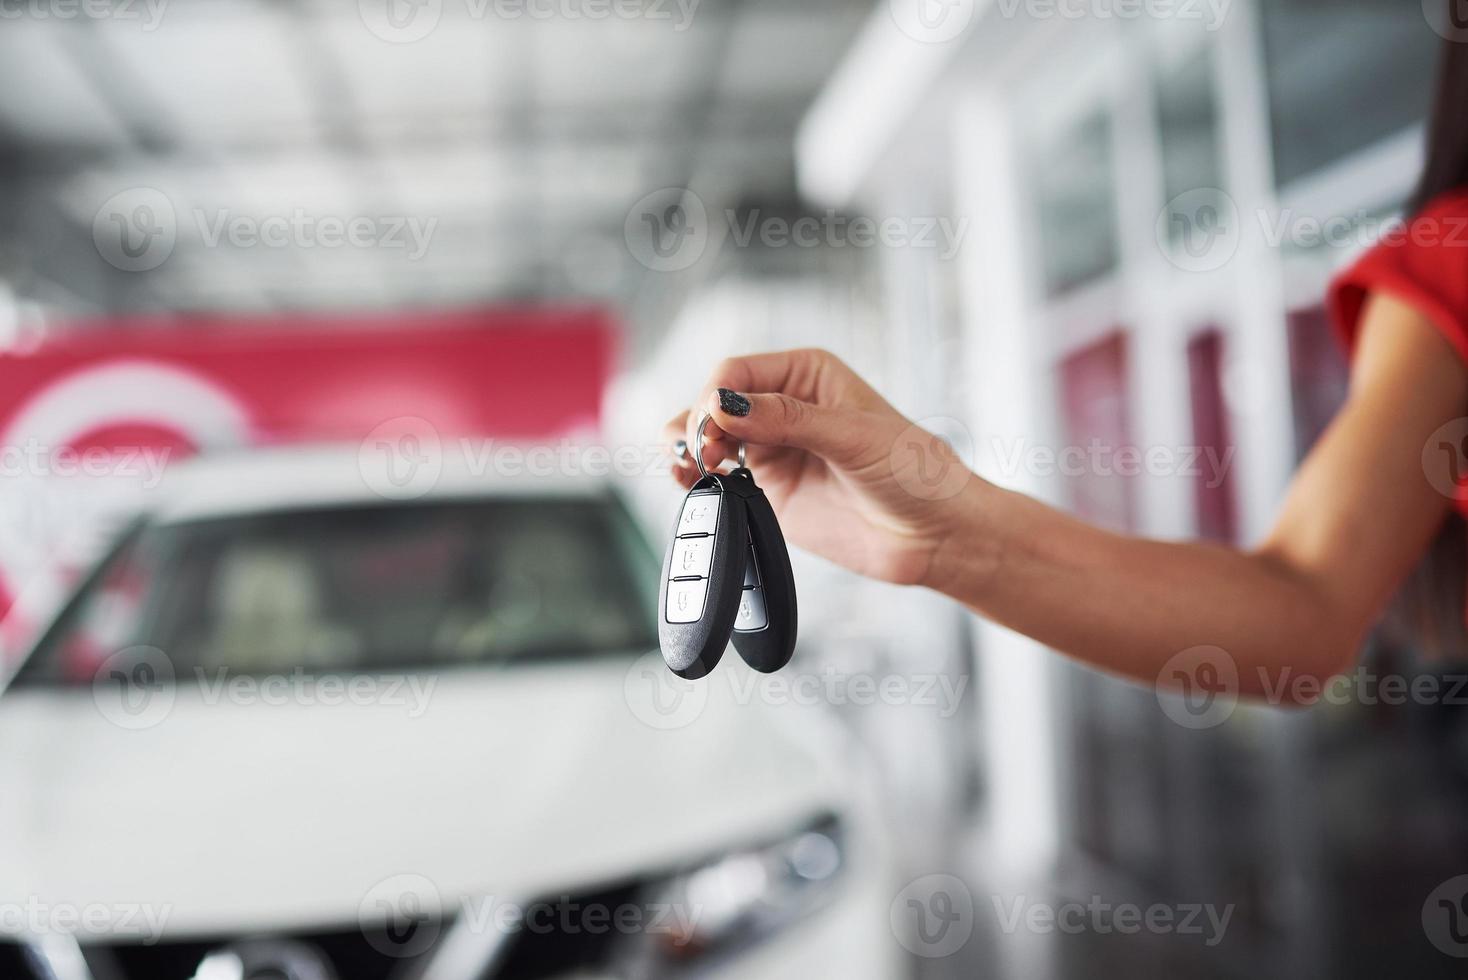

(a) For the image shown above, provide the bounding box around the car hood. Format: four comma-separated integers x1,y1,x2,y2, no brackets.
0,654,854,938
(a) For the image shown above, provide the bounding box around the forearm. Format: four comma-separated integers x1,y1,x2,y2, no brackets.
925,479,1360,696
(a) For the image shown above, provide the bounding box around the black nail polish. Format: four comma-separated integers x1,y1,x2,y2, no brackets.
718,388,751,417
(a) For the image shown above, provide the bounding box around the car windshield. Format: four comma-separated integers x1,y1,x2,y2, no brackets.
13,495,659,685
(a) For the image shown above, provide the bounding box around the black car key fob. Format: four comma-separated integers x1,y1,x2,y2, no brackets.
723,467,798,672
658,473,749,679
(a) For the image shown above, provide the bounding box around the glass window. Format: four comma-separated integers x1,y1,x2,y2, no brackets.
1261,0,1438,187
1033,111,1122,297
1156,49,1225,207
15,496,659,685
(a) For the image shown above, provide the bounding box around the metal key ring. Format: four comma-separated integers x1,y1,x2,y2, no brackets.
692,411,746,479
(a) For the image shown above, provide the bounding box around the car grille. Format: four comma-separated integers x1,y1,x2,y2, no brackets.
0,922,444,980
0,879,653,980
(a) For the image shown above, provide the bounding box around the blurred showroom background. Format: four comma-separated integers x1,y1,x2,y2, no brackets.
0,0,1465,977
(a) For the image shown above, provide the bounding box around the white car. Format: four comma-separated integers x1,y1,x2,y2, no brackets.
0,446,902,980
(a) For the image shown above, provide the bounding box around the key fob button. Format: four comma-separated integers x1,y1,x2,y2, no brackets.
671,537,714,578
742,545,759,588
666,579,709,624
677,494,720,535
734,587,768,632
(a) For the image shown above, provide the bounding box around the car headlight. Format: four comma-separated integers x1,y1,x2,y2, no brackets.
644,814,845,964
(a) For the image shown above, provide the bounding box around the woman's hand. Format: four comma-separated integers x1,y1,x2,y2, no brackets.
662,348,978,587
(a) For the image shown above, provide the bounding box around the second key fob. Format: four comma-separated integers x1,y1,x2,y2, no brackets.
725,467,798,672
658,474,749,679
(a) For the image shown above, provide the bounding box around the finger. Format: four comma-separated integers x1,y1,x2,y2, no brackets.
702,349,886,411
704,388,884,467
672,463,700,490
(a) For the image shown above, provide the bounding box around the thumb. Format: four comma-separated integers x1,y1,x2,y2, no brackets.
707,387,871,465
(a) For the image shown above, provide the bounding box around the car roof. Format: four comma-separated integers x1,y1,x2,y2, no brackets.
149,443,613,525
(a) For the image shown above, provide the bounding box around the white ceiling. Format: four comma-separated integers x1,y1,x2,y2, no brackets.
0,0,872,323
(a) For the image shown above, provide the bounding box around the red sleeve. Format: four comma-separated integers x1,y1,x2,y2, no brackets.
1327,191,1468,364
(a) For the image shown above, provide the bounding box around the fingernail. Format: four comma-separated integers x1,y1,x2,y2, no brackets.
717,388,751,417
672,439,689,461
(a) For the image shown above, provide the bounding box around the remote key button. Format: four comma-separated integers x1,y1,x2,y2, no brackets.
743,546,759,587
677,494,720,536
734,587,768,632
671,537,714,578
666,579,709,623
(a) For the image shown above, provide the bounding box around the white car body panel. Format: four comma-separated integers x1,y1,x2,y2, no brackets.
0,447,903,975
